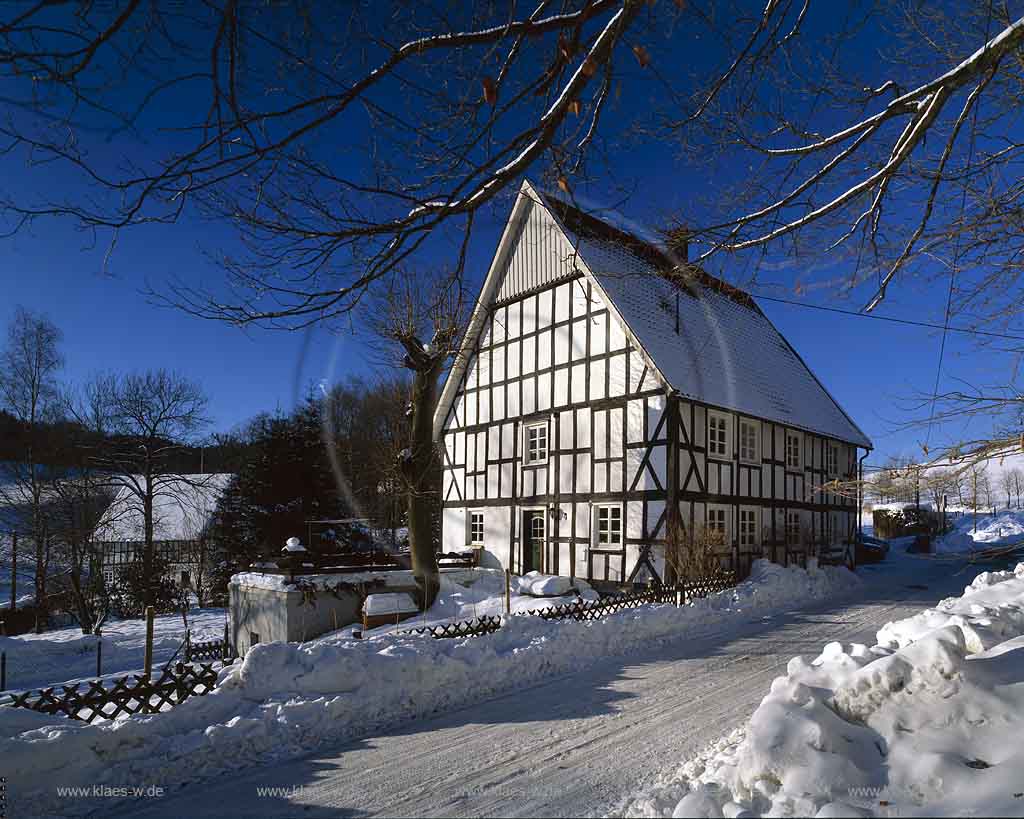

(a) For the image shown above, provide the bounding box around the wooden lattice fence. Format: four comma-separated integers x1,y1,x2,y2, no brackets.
6,661,227,724
185,638,234,663
402,570,737,639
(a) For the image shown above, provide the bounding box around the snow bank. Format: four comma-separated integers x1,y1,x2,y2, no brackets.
624,563,1024,818
0,560,858,817
0,609,225,692
515,571,576,597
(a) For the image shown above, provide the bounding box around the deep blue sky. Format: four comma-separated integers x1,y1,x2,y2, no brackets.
2,190,1002,466
1,1,1016,466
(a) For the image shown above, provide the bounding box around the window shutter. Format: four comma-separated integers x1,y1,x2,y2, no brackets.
464,509,471,546
590,504,599,549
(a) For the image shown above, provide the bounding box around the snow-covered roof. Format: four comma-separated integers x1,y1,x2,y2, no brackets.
537,188,872,449
435,180,871,449
93,473,233,542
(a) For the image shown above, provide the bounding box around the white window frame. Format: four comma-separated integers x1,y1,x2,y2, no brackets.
594,504,623,548
524,421,549,465
739,420,759,464
705,505,729,543
785,511,801,546
707,411,730,459
469,510,485,546
826,443,839,476
785,431,801,469
739,508,758,548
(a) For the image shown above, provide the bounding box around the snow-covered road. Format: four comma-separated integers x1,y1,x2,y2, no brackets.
113,556,985,819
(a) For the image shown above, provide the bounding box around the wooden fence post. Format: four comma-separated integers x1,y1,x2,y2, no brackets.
96,640,102,678
1,650,6,691
504,569,511,615
143,606,155,678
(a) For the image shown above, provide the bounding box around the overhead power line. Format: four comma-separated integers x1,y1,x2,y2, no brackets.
753,293,1024,343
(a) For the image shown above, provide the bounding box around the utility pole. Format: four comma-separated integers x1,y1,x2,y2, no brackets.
974,471,978,534
9,532,16,612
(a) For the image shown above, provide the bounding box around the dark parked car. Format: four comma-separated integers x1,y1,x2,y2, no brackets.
856,534,890,563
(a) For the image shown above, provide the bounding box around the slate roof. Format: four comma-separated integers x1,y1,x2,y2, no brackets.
538,190,872,449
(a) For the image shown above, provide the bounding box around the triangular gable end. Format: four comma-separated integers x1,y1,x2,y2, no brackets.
433,181,671,439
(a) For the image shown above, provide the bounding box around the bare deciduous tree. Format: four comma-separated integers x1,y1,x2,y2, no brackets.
90,370,210,609
368,273,465,607
2,2,1020,329
0,306,64,631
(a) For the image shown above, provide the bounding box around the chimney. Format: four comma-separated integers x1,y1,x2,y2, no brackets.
665,226,690,264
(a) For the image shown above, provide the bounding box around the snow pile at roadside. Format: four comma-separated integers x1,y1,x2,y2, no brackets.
624,563,1024,818
0,560,858,817
937,509,1024,554
0,609,225,692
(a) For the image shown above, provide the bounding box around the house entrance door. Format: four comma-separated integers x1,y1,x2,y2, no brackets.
522,511,545,573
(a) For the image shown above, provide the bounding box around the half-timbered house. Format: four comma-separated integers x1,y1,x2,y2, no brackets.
434,181,872,586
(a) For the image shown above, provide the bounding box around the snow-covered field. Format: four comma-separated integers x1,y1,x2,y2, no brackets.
0,609,226,693
1,560,859,818
936,509,1024,554
624,562,1024,818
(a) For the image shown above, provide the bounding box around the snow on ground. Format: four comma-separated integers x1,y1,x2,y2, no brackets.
623,562,1024,818
0,609,226,693
936,509,1024,554
0,560,859,818
324,568,600,639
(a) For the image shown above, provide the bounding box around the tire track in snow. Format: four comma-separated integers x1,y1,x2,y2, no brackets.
115,561,966,819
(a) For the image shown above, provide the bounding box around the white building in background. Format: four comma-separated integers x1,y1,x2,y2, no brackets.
433,182,872,586
93,473,232,588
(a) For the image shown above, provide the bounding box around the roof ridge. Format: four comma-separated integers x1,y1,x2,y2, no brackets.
536,188,755,309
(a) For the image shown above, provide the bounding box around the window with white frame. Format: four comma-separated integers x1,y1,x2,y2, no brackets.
739,420,759,464
785,431,801,469
708,412,729,458
826,443,838,475
596,504,623,547
785,511,801,545
525,421,548,464
469,511,485,545
706,507,727,541
739,509,757,548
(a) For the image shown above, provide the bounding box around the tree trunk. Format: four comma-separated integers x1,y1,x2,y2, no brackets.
143,481,155,610
404,364,441,609
33,522,47,633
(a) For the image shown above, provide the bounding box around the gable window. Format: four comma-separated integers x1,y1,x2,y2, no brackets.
785,431,801,469
739,421,759,464
739,509,758,548
785,511,801,546
708,412,729,458
826,444,839,475
469,511,485,545
525,421,548,464
596,505,623,547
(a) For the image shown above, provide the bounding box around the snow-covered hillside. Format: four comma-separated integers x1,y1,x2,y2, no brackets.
624,563,1024,818
0,609,225,692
